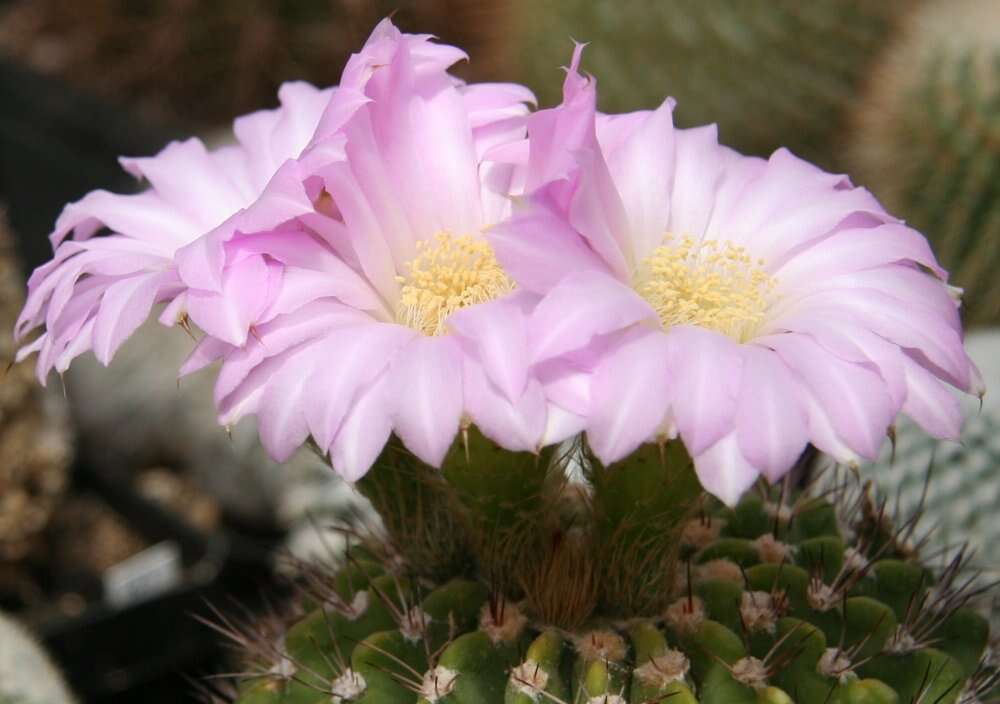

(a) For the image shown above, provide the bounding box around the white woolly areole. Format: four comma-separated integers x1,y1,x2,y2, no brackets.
400,606,431,643
479,600,528,644
696,559,743,584
740,591,778,634
329,590,369,621
754,534,792,564
268,637,295,680
575,630,627,663
587,695,625,704
681,518,723,550
510,660,550,699
842,547,869,573
731,656,769,689
664,595,706,634
886,625,919,654
634,649,690,686
420,666,459,702
816,648,854,683
806,580,838,612
331,669,367,703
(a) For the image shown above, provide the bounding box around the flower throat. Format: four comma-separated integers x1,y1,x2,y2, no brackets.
636,234,777,342
396,233,513,336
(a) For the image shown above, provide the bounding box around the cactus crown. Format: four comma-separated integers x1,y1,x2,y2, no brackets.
206,433,999,704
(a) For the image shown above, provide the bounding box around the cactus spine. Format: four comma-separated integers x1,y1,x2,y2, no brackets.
211,432,998,704
847,0,1000,326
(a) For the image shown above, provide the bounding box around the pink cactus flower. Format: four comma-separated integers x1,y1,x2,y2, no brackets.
489,46,984,504
170,21,576,478
14,81,336,381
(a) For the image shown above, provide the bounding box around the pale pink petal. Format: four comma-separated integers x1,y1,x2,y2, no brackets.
692,433,760,507
666,125,727,239
186,256,283,346
447,292,534,401
587,329,672,465
606,98,675,262
463,355,547,452
529,270,656,363
330,370,394,482
735,346,809,482
487,208,608,294
900,355,962,441
763,333,894,459
664,326,743,456
568,145,632,278
302,322,415,451
256,343,317,461
389,335,464,467
120,138,248,228
92,271,173,365
773,224,942,290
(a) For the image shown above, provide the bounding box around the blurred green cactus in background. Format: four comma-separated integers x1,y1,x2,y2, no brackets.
496,0,916,169
847,0,1000,326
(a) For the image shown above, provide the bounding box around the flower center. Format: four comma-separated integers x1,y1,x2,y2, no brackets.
635,234,777,342
396,233,513,336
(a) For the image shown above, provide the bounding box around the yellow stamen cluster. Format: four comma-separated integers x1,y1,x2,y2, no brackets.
635,234,777,342
396,233,513,336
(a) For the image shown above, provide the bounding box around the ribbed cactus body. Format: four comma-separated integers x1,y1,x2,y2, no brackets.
496,0,915,168
221,437,996,704
848,0,1000,326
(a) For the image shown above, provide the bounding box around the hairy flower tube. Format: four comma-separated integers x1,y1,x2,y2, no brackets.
489,46,984,504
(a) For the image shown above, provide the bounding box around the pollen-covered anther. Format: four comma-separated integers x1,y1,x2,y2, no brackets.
399,606,431,643
806,579,838,612
664,595,706,634
696,558,743,584
419,666,458,702
740,591,778,634
816,648,855,684
754,534,792,564
575,630,627,663
635,234,777,342
681,517,724,550
396,232,514,336
331,669,367,703
731,656,770,690
479,600,528,644
510,660,549,699
634,649,690,686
